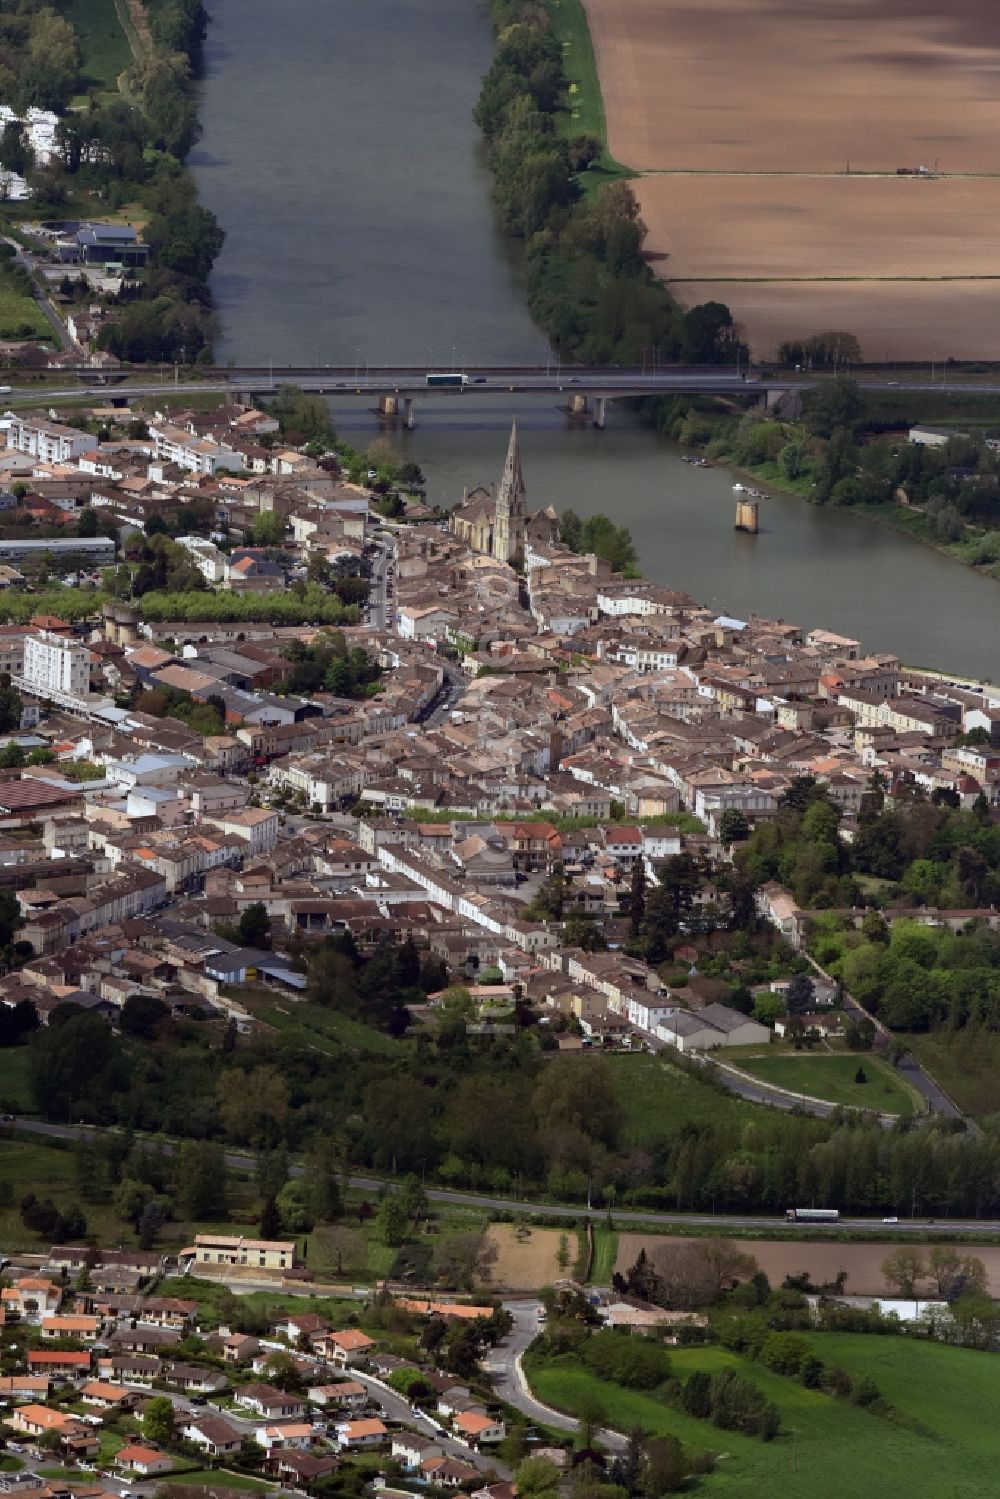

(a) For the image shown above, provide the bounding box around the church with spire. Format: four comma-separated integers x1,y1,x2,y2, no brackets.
449,421,559,565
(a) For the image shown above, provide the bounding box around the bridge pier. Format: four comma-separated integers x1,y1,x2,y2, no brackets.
566,392,589,419
593,396,607,430
377,394,401,419
404,397,415,430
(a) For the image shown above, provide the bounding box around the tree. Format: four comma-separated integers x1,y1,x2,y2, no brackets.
643,1434,691,1494
718,809,750,846
217,1065,289,1147
881,1247,927,1297
276,1180,313,1234
236,902,271,950
175,1140,228,1220
515,1456,561,1499
142,1395,174,1446
259,1195,282,1240
376,1192,409,1247
928,1247,987,1301
0,682,22,733
802,379,867,439
784,974,815,1016
252,510,286,546
120,993,170,1039
138,1199,163,1250
629,858,646,937
301,1134,342,1223
264,1351,304,1393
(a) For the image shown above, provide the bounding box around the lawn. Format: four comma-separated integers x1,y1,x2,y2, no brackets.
588,1226,619,1285
736,1054,917,1116
525,1334,1000,1497
544,0,630,185
610,1052,748,1151
245,996,400,1058
56,0,132,94
0,269,50,342
171,1473,274,1492
0,1048,33,1113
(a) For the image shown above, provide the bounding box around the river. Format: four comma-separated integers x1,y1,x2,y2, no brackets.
191,0,1000,681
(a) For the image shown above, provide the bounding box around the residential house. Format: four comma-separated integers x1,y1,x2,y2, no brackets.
1,1279,62,1320
307,1382,368,1411
27,1351,91,1378
334,1418,387,1450
453,1410,506,1444
181,1415,243,1458
422,1456,483,1488
40,1315,100,1342
115,1445,174,1477
234,1384,305,1420
391,1433,444,1470
254,1422,314,1454
188,1234,296,1271
79,1381,136,1411
315,1329,375,1367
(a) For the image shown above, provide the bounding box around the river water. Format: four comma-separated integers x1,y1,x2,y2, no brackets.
191,0,1000,680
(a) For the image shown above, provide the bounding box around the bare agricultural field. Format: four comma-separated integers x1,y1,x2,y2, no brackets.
484,1223,577,1289
637,176,1000,283
677,280,1000,362
582,0,1000,175
582,0,1000,356
616,1233,1000,1296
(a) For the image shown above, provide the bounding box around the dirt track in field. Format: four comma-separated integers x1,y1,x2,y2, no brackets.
582,0,1000,357
616,1233,1000,1296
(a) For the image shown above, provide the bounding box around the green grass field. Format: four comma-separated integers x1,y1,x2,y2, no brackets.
56,0,132,94
171,1473,274,1492
0,270,50,342
904,1030,998,1120
247,996,400,1057
544,0,631,188
526,1334,1000,1497
611,1053,748,1150
736,1054,917,1116
0,1049,32,1113
588,1226,619,1285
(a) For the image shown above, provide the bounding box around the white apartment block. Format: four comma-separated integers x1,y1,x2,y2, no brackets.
8,416,92,464
149,423,245,477
23,631,90,698
175,535,227,584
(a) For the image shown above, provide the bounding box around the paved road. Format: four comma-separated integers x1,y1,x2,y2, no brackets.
1,236,75,354
491,1300,625,1454
13,370,1000,405
11,1119,998,1235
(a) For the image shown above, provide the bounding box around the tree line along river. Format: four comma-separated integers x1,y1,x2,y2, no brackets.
190,0,1000,680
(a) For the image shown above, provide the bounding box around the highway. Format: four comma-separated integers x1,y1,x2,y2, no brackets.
10,365,1000,405
11,1119,1000,1237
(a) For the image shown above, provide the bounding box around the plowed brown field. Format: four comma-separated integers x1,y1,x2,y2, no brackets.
582,0,1000,357
615,1233,1000,1295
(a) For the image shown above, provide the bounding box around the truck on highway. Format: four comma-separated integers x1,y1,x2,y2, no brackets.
427,372,469,387
786,1207,839,1222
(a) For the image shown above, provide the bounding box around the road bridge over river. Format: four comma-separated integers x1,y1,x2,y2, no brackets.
14,363,995,427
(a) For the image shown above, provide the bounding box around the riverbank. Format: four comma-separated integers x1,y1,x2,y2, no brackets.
475,0,740,365
643,391,1000,588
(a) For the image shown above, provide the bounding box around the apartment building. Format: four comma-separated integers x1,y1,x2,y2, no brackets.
23,630,90,698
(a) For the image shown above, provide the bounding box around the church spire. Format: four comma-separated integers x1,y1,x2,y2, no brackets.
500,419,525,513
493,420,526,564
